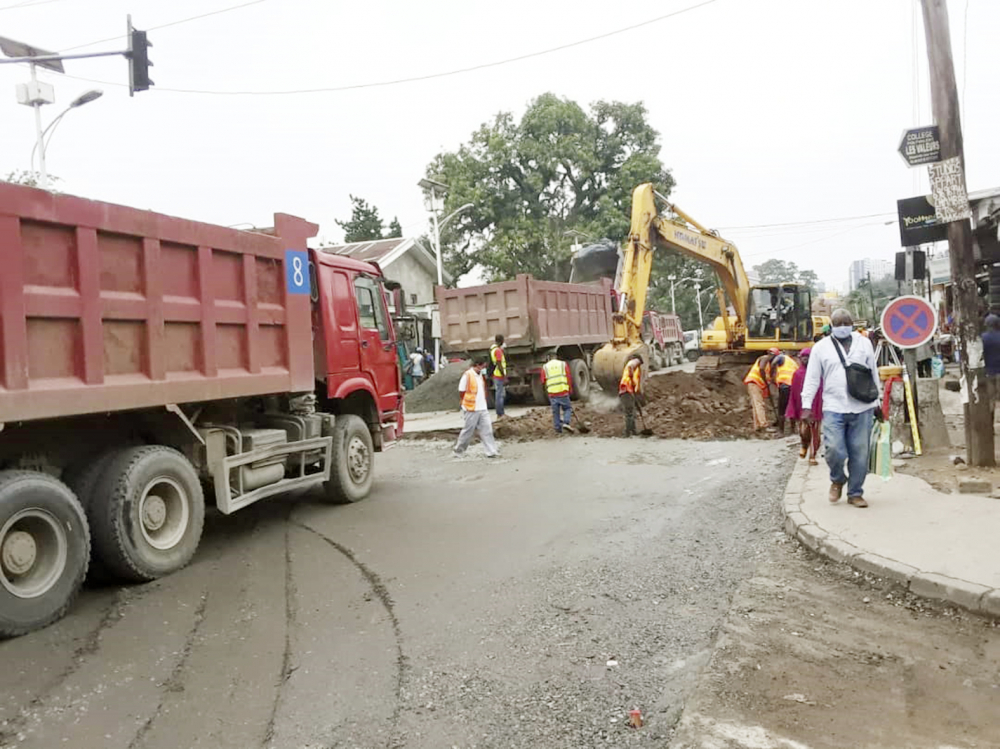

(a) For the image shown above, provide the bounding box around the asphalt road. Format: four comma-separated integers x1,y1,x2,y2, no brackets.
0,436,791,749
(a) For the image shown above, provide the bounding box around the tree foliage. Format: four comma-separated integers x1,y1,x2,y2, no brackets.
424,93,673,282
846,276,899,322
752,258,821,291
335,195,401,242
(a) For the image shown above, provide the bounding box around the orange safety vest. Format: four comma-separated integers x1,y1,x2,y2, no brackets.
773,356,799,387
744,357,769,389
461,369,480,411
543,358,569,394
619,360,642,394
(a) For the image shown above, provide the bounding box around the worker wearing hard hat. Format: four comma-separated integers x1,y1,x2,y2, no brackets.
743,353,773,432
540,351,574,434
618,353,644,438
768,349,800,434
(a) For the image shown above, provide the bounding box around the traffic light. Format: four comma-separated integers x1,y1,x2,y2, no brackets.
127,16,153,96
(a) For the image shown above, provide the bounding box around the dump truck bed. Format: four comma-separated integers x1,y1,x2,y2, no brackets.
437,274,613,354
0,182,317,423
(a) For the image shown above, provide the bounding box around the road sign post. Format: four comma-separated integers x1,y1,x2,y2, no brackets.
880,295,937,350
898,126,941,167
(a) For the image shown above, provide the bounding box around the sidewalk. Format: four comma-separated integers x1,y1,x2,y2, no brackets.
783,458,1000,618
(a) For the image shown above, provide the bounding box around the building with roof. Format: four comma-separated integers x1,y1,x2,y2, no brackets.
319,237,453,310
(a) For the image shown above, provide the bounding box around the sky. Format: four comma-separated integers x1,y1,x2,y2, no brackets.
0,0,997,294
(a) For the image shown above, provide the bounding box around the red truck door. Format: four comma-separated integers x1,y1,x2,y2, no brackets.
352,275,400,413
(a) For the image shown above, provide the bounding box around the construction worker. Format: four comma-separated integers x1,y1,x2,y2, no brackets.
540,352,574,434
453,358,499,458
489,334,508,418
768,350,800,434
743,353,773,432
618,353,643,438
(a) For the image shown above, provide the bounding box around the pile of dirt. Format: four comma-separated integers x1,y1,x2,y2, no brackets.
492,369,758,441
404,360,470,413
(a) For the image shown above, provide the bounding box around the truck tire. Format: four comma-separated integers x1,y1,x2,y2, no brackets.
323,415,374,504
90,446,205,583
0,470,90,637
63,451,120,585
569,359,591,401
530,374,548,406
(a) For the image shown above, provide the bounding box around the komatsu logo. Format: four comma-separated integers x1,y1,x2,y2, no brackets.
674,229,707,250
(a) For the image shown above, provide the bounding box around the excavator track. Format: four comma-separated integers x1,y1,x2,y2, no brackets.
694,350,759,373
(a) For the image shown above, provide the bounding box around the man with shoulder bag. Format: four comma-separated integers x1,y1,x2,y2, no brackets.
800,309,882,508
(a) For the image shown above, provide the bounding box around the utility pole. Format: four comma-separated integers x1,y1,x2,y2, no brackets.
920,0,994,465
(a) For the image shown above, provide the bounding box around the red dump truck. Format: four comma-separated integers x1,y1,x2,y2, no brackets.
642,310,685,369
0,183,403,636
437,274,614,404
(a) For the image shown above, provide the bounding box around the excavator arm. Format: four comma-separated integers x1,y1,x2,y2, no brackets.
593,183,751,391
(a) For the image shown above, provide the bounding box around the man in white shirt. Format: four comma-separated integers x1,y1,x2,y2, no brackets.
453,358,499,458
408,348,425,386
801,309,880,508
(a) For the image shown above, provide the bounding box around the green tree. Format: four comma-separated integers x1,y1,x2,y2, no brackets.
752,258,800,283
424,93,673,282
336,195,387,242
797,269,819,291
385,217,402,239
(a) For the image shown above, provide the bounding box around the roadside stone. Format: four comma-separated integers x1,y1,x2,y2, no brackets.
851,553,918,585
979,590,1000,618
958,478,991,494
783,511,807,536
909,573,992,612
891,440,905,455
955,463,969,472
818,537,860,565
795,524,827,553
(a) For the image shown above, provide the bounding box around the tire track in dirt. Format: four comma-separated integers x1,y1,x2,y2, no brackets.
261,519,297,748
0,586,144,748
125,594,209,749
293,520,409,749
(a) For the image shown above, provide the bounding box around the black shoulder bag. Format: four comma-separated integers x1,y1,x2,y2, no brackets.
832,337,880,403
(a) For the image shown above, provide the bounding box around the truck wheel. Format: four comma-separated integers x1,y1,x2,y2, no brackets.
323,415,374,504
62,451,120,585
530,374,548,406
90,447,205,583
570,359,591,401
0,471,90,637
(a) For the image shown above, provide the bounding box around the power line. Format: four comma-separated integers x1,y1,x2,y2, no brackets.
0,0,65,12
57,0,719,95
742,220,891,258
718,211,895,231
59,0,271,53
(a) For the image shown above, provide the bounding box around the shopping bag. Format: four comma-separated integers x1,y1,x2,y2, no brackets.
873,421,893,480
931,355,945,379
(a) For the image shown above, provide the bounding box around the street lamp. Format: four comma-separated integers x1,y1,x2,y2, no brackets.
30,89,103,188
418,177,474,367
668,274,705,317
693,282,705,333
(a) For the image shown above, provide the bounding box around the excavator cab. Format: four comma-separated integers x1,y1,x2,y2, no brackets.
745,283,813,349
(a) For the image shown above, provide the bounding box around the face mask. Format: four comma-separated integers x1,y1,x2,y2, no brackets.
832,325,853,339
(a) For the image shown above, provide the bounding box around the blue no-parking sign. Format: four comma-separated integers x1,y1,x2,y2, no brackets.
880,295,936,349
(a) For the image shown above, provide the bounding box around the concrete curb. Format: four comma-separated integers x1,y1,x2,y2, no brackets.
781,460,999,619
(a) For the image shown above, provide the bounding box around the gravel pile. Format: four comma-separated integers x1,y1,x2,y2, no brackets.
404,360,470,413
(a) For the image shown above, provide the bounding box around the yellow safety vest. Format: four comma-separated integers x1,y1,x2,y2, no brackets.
543,359,569,394
619,361,641,394
744,358,768,389
461,369,480,411
490,344,506,378
774,356,799,387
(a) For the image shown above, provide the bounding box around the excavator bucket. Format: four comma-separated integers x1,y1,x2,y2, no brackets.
592,342,650,394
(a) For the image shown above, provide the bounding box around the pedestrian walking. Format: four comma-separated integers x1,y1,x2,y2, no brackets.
618,353,643,438
423,348,436,375
801,309,880,508
786,347,822,465
743,354,773,432
453,358,500,458
982,314,1000,405
541,352,574,434
490,334,508,418
769,350,799,434
408,348,425,386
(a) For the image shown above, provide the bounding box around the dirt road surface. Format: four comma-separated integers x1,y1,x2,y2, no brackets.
0,437,789,749
672,534,1000,749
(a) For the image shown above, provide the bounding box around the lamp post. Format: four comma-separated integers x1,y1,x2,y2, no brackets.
30,89,103,186
418,177,473,367
693,282,704,333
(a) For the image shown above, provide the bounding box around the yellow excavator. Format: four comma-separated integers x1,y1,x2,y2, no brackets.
592,184,817,391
